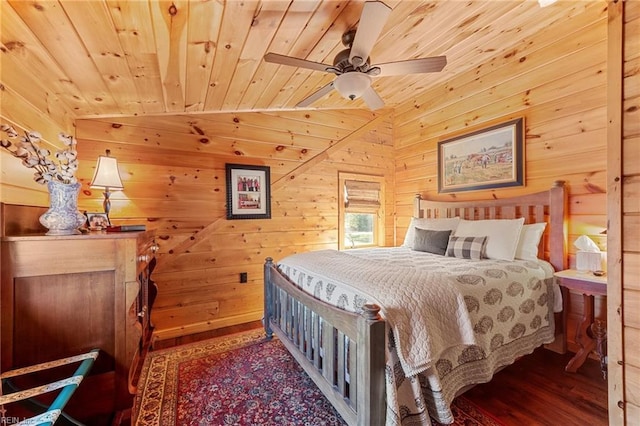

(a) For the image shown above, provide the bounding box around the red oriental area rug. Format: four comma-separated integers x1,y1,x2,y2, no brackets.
134,329,503,426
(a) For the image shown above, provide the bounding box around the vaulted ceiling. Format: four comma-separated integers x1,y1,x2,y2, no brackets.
1,0,594,120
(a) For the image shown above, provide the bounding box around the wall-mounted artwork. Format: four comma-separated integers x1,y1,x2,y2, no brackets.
225,164,271,220
438,117,524,193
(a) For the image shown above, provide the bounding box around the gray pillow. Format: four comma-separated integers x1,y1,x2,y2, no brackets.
413,228,452,256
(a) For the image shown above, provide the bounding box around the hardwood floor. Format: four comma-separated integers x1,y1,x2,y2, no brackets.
462,347,608,425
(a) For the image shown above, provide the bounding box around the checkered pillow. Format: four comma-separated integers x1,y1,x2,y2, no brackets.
446,236,487,260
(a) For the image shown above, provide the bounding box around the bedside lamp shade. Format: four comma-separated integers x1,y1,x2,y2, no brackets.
90,149,123,216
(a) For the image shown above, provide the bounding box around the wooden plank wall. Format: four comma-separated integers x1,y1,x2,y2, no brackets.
606,1,624,422
72,112,395,342
0,0,617,355
392,1,608,354
618,0,640,422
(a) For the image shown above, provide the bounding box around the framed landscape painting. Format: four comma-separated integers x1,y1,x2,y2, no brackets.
437,118,525,193
225,164,271,220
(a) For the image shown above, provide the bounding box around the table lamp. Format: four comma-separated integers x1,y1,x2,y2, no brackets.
90,149,124,219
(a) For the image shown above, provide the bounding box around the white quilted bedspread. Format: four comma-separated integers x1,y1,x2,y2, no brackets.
279,249,476,376
277,247,555,378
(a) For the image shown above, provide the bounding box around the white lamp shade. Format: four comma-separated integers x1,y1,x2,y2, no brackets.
90,155,124,190
538,0,557,7
333,72,372,101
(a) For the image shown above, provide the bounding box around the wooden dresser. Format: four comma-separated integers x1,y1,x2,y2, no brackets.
0,231,158,415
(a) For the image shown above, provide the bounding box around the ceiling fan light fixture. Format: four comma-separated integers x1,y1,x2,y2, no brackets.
333,72,372,101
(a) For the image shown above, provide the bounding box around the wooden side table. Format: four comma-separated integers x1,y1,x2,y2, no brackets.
554,269,607,379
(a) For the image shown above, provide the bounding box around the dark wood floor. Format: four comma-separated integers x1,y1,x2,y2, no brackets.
3,321,607,426
463,347,608,425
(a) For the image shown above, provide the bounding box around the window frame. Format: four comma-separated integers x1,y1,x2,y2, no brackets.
338,172,385,250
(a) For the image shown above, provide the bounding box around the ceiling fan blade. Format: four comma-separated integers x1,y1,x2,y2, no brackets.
349,1,392,67
361,86,385,110
296,82,335,107
264,52,331,73
376,56,447,76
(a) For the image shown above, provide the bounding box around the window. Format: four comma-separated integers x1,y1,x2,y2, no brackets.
339,173,385,250
345,212,375,247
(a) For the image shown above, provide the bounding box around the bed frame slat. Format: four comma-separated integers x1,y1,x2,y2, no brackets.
349,338,357,406
292,299,300,346
313,313,321,368
322,321,335,384
337,331,347,396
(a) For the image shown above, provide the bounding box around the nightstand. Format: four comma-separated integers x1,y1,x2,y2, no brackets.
554,269,607,379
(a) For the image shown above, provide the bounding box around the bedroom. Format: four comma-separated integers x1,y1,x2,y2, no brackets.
0,0,637,424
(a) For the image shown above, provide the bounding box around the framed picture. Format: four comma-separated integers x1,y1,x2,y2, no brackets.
437,117,525,193
225,163,271,220
86,212,110,230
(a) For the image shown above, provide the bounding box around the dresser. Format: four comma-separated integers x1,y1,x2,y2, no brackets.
0,231,157,414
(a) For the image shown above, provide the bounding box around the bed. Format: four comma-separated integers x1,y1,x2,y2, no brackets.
263,181,567,425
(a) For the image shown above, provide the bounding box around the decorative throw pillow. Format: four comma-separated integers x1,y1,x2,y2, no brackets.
515,222,547,260
446,236,487,260
453,218,525,261
402,217,460,249
413,228,452,256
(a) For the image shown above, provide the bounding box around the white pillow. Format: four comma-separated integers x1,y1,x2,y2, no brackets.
515,223,547,260
453,218,525,261
402,217,460,249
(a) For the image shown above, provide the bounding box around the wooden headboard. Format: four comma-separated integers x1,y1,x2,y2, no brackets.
414,181,568,271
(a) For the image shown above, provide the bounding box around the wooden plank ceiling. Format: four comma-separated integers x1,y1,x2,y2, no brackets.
1,0,595,117
1,0,598,167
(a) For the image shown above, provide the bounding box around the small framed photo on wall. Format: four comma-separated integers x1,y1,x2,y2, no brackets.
225,164,271,220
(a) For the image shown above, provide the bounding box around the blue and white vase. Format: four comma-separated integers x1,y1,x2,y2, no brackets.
39,181,87,235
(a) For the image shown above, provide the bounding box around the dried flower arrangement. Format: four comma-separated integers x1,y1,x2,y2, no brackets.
1,124,79,185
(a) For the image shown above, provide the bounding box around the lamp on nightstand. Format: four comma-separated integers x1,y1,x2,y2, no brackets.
90,149,124,219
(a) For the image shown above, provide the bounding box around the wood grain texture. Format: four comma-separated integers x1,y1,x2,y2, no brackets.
621,0,640,417
391,3,608,367
1,232,155,413
72,108,393,339
0,3,628,414
608,0,637,424
463,346,608,425
0,0,603,117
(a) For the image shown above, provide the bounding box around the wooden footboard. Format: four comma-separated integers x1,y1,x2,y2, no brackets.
264,258,386,426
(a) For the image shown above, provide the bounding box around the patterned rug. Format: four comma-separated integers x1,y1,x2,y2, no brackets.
134,329,503,425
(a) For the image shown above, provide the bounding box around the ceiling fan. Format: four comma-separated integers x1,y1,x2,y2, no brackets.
264,0,447,110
